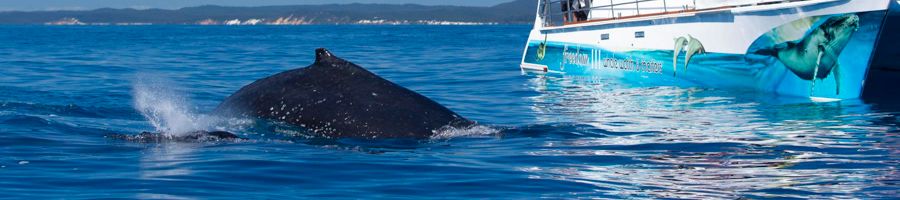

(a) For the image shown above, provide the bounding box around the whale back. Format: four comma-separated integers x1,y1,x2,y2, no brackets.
214,48,473,139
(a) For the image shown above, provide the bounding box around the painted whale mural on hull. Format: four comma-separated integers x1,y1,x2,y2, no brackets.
750,14,861,95
521,11,886,99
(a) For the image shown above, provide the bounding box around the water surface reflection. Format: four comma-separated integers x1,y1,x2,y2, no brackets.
521,75,899,198
136,143,201,200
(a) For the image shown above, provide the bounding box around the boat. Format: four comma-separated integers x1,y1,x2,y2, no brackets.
520,0,900,100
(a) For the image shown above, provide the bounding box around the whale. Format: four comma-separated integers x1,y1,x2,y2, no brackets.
110,131,243,143
752,14,860,95
210,48,475,139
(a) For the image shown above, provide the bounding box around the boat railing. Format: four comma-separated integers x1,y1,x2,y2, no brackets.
540,0,697,27
539,0,812,27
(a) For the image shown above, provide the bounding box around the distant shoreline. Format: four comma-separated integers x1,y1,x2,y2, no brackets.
30,24,531,26
0,0,535,25
41,17,514,26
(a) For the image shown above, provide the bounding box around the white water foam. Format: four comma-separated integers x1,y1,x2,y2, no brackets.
132,77,208,137
430,124,501,140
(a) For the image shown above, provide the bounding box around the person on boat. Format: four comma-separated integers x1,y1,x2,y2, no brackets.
561,0,571,23
575,0,590,21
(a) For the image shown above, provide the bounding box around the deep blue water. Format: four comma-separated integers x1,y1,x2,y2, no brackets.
0,25,897,199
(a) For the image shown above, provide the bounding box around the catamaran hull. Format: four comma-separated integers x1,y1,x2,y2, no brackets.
521,0,896,100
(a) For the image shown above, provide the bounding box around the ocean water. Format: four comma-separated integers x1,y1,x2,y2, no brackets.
0,25,897,199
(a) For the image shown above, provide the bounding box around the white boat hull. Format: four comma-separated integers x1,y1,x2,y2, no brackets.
522,0,897,99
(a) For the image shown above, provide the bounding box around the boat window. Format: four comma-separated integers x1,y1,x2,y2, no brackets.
601,33,609,40
635,31,645,38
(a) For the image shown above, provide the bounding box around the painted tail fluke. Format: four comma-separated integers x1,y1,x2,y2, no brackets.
673,35,705,76
684,35,706,71
537,34,548,61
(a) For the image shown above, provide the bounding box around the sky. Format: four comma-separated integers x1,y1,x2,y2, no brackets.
0,0,516,11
